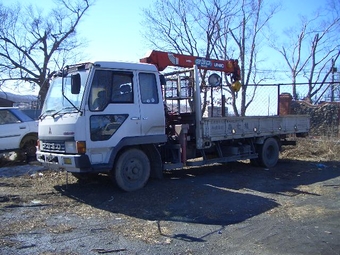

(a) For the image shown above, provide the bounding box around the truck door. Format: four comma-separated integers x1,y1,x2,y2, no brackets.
87,69,141,148
138,72,165,136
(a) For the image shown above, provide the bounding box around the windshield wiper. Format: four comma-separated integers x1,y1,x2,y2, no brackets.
51,106,80,118
39,109,56,120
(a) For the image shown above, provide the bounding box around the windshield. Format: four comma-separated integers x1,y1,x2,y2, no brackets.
41,71,88,116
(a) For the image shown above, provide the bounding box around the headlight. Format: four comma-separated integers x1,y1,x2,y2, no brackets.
65,141,86,154
65,141,77,153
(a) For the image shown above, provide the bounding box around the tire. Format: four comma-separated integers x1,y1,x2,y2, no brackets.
22,136,38,162
258,138,279,168
112,148,150,192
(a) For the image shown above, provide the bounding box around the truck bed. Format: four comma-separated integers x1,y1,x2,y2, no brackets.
200,115,310,142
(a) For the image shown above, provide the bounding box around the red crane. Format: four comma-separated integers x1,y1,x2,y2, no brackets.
140,50,241,84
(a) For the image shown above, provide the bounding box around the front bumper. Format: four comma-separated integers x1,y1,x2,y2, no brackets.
36,151,91,172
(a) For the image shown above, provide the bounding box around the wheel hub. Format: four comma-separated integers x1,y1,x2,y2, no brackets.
125,160,142,180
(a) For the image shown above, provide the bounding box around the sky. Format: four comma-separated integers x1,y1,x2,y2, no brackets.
77,0,322,62
76,0,155,62
1,0,324,95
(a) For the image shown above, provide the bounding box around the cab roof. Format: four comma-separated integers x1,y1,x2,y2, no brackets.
93,61,158,72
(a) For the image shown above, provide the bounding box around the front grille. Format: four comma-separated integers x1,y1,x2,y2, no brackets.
41,141,65,152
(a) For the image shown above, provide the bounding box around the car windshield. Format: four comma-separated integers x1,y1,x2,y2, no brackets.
41,71,88,116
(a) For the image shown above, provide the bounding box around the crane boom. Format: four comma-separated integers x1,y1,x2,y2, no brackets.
140,50,241,82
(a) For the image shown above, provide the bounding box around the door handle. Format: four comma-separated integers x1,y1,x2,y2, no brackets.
130,117,140,120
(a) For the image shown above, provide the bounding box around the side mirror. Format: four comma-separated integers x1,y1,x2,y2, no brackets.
71,73,81,94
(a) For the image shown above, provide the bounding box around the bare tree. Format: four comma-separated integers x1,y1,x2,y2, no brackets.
142,0,237,114
0,0,92,103
225,0,279,116
272,4,340,102
142,0,279,116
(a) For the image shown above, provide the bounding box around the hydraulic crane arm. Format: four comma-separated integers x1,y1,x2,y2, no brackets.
140,50,241,82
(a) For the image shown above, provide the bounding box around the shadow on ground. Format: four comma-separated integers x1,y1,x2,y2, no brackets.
55,159,340,226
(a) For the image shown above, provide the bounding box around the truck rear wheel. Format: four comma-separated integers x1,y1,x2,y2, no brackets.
258,138,279,168
112,148,150,192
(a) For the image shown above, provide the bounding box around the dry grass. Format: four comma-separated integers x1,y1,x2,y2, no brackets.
281,137,340,161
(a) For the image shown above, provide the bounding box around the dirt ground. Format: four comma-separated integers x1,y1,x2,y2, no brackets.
0,138,340,255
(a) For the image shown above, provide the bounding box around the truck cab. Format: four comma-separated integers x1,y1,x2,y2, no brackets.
37,61,167,190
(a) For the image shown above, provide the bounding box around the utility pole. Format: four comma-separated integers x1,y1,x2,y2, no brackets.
331,58,336,102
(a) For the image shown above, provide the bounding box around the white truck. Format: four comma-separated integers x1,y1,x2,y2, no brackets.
36,50,310,191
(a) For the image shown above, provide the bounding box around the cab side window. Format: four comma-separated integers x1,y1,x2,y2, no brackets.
89,70,111,111
111,73,133,103
89,70,134,111
139,73,159,104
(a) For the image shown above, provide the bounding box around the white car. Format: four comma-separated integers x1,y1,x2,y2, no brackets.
0,107,38,161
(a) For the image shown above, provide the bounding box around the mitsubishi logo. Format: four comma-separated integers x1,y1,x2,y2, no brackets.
49,127,52,134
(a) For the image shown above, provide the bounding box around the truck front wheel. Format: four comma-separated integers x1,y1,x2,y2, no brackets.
112,148,150,192
258,138,279,168
21,135,38,162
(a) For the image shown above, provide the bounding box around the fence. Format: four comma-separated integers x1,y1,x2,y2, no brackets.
205,82,340,138
162,69,339,138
